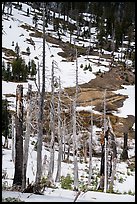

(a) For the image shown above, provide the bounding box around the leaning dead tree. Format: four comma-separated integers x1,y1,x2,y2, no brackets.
22,84,32,190
13,84,23,188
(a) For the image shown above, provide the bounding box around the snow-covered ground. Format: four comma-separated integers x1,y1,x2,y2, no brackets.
112,85,135,118
2,3,135,202
2,135,135,202
2,188,135,202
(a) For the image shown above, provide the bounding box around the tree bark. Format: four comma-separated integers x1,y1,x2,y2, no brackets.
55,77,63,182
35,3,46,193
47,61,55,184
22,84,32,190
13,84,23,188
121,132,128,160
88,108,93,185
11,114,15,164
72,99,79,191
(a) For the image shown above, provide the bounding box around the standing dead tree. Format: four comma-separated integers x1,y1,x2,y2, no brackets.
107,116,117,192
72,47,79,191
11,114,15,164
13,84,23,189
88,103,93,185
47,60,56,185
121,132,128,161
98,89,108,192
22,84,32,190
34,3,46,194
55,77,63,182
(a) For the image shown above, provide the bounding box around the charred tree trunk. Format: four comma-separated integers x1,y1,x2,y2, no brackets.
13,84,23,188
121,132,128,161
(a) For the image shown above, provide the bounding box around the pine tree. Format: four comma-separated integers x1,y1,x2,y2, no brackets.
15,42,20,58
30,60,37,77
26,47,30,56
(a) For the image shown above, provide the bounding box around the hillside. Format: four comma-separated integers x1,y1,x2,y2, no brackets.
2,2,135,202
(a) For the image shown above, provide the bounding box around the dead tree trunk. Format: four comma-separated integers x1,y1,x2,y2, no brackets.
88,106,93,185
35,3,46,193
62,119,66,161
121,132,128,161
22,84,32,190
13,84,23,188
55,77,63,182
47,61,56,185
11,114,15,164
105,116,117,192
73,48,79,191
83,140,87,163
99,89,108,192
3,99,9,149
72,98,79,191
104,89,108,193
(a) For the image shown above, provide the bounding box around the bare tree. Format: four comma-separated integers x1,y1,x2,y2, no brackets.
103,89,108,193
73,48,79,191
55,77,63,182
121,132,128,161
3,99,9,148
35,3,46,193
88,104,93,185
47,61,56,185
13,84,23,188
72,98,79,191
22,84,32,190
11,114,15,164
107,116,117,192
99,89,108,192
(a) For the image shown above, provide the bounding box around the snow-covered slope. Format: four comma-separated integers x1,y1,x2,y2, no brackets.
2,2,135,202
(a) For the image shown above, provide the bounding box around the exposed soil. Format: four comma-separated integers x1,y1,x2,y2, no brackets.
64,62,135,139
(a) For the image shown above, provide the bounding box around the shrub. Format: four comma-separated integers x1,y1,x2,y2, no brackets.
2,197,25,202
118,176,124,183
83,64,88,71
128,190,135,196
61,174,73,190
80,64,83,68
